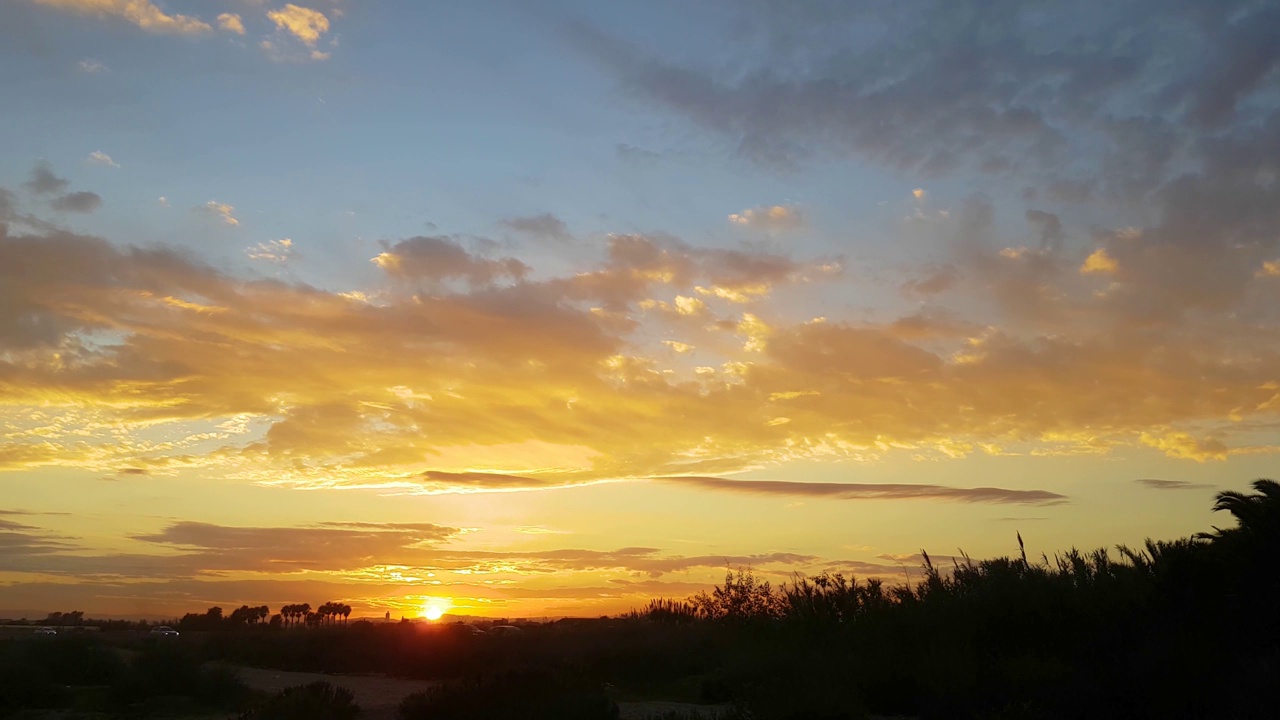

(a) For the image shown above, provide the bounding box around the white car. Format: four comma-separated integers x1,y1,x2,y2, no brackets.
33,626,57,636
148,626,179,637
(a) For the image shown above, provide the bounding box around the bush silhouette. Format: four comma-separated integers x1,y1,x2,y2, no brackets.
397,668,618,720
240,681,361,720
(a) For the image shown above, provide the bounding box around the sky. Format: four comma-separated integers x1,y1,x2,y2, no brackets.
1,0,1278,620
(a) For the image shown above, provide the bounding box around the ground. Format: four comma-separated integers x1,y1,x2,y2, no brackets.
232,665,730,720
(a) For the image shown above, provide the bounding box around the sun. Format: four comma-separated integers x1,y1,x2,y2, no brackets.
420,598,450,621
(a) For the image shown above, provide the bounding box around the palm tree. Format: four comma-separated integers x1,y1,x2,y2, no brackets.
318,602,338,625
341,604,351,624
1209,479,1280,538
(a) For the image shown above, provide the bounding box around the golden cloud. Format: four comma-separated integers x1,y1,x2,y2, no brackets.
267,4,329,46
1080,248,1118,274
217,12,245,35
2,181,1278,496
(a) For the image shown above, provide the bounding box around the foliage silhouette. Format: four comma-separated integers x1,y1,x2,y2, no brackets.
397,667,618,720
239,680,361,720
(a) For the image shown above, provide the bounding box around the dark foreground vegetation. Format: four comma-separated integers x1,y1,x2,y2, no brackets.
3,480,1277,719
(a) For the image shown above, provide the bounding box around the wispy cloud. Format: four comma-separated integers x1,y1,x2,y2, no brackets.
197,200,239,226
85,150,118,167
503,213,572,243
77,58,107,73
658,477,1068,506
1135,478,1217,491
34,0,211,35
246,238,293,263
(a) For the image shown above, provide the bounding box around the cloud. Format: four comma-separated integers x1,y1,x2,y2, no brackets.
1,169,1277,495
24,161,68,195
1025,210,1064,253
0,515,817,587
85,151,118,167
198,200,239,226
1080,248,1117,274
660,477,1067,506
371,236,530,286
50,191,101,213
728,205,803,231
21,162,100,213
217,12,244,35
573,0,1279,200
267,4,329,46
417,471,567,492
33,0,211,35
0,514,77,557
246,238,293,263
616,143,661,162
1139,432,1229,462
901,265,959,297
502,213,572,243
1135,478,1216,491
77,58,107,73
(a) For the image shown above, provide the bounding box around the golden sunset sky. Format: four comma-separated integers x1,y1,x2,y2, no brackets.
1,0,1278,619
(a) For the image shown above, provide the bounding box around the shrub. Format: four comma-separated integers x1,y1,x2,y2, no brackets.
398,668,617,720
110,644,250,710
240,681,361,720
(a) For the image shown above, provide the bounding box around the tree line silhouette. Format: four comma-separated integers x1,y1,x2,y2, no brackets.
176,601,351,632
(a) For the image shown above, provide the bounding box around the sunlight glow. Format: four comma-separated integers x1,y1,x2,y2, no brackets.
421,598,451,621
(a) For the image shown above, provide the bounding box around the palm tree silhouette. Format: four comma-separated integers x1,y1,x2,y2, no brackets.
1209,478,1280,538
